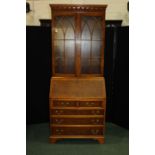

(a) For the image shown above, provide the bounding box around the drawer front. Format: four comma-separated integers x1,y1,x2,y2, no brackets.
78,101,102,107
52,101,105,107
51,117,104,125
53,101,76,107
51,126,104,135
51,109,104,115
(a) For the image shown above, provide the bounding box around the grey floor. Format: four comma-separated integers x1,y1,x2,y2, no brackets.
27,122,129,155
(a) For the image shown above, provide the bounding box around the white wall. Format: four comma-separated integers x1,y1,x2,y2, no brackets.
26,0,129,26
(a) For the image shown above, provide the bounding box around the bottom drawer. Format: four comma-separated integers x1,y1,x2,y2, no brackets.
51,126,104,136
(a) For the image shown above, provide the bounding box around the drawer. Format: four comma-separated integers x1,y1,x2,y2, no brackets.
51,117,104,125
53,101,76,107
78,101,103,107
52,100,105,107
51,126,104,135
51,109,104,115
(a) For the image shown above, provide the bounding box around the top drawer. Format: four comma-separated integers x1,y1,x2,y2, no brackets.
79,101,102,107
52,100,104,107
53,101,76,107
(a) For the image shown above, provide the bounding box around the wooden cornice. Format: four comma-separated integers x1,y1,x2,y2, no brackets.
50,4,107,12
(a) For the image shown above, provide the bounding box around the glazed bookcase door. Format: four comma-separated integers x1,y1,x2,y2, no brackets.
80,15,104,75
53,15,76,75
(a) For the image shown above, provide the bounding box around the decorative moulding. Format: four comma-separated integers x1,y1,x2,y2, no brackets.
50,4,107,12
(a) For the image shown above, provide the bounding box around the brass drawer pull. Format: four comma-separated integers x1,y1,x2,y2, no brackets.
66,102,70,105
96,110,100,114
91,129,99,135
86,102,95,106
55,119,63,124
91,119,100,124
61,102,64,105
86,102,89,105
56,129,64,135
55,110,63,114
61,102,71,106
91,110,100,114
55,110,59,114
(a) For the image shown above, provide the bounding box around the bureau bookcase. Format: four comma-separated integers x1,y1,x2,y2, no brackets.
49,4,107,144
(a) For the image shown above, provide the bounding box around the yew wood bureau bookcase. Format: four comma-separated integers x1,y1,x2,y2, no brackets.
49,4,107,144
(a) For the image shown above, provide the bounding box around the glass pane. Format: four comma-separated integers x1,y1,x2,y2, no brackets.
81,41,91,59
65,40,75,73
54,16,75,74
92,41,102,58
65,17,75,39
81,59,90,74
55,16,75,40
54,40,64,58
81,16,102,74
55,58,64,73
81,41,91,73
91,58,100,74
81,16,102,40
92,18,102,40
81,21,91,40
54,40,75,74
54,17,64,39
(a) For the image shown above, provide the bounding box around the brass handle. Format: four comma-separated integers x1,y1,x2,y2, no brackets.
86,102,89,105
55,110,63,114
86,102,95,106
55,119,63,124
61,102,70,106
91,110,100,115
66,102,70,105
91,129,99,135
96,110,100,114
61,102,64,105
56,129,63,135
91,119,100,124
